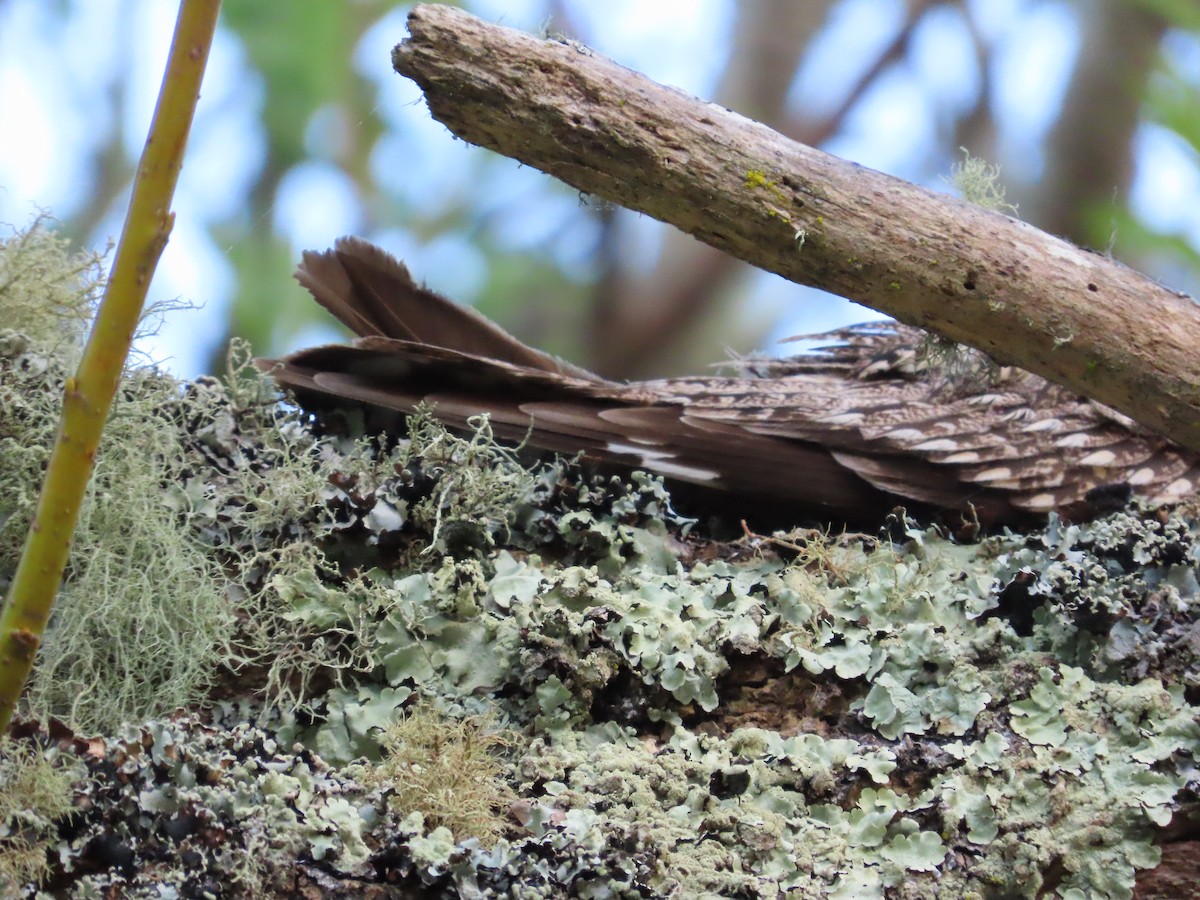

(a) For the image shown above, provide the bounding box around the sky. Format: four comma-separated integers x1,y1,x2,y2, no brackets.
0,0,1198,378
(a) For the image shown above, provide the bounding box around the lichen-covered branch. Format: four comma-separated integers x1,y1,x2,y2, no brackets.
4,224,1199,893
391,4,1200,452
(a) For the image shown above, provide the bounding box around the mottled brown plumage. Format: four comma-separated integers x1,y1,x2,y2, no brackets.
256,237,1200,525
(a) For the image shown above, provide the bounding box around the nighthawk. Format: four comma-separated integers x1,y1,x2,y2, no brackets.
257,237,1200,527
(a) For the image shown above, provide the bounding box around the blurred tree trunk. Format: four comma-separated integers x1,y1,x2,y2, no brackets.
582,1,1175,380
586,0,972,378
1021,1,1168,249
588,0,837,378
207,1,388,374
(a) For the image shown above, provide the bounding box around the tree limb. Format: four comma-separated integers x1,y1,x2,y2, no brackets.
391,3,1200,452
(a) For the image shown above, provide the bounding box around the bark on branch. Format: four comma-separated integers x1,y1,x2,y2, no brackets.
392,3,1200,452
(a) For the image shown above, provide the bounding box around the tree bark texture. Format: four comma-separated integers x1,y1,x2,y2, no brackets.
392,4,1200,453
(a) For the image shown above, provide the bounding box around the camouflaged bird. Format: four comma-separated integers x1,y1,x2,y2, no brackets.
256,237,1200,527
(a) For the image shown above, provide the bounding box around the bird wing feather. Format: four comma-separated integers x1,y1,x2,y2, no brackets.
257,239,1200,523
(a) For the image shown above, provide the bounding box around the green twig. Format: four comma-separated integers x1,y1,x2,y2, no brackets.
0,0,222,733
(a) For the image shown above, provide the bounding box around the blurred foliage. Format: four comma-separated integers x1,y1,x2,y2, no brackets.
1135,0,1200,31
1129,48,1200,277
213,0,393,362
207,0,1198,377
222,3,383,176
4,0,1200,377
208,0,597,371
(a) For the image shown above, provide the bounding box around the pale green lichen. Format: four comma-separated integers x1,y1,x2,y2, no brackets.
0,737,83,894
950,147,1018,215
357,703,514,847
1,221,1197,897
0,215,103,353
1,235,235,733
259,503,1195,897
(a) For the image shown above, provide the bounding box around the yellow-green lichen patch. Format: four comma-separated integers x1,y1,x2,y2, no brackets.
0,737,84,894
744,167,791,208
357,703,514,847
744,168,773,190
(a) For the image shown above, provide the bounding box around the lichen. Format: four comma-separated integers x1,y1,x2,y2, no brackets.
356,703,514,847
0,736,83,894
0,215,103,354
950,147,1018,216
1,235,235,733
1,221,1197,897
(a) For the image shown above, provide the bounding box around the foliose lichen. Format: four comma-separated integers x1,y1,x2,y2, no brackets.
1,222,1197,898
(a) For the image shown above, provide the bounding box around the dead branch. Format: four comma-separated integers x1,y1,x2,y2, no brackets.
391,3,1200,452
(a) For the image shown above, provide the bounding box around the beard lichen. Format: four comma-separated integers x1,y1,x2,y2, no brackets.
0,735,84,895
1,232,234,734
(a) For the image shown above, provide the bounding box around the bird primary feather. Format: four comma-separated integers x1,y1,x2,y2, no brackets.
255,236,1200,526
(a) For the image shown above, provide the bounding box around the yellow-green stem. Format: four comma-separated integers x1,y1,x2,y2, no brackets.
0,0,221,733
